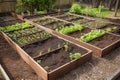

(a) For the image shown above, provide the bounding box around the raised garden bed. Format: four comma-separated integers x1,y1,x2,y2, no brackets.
0,27,92,80
33,39,91,80
0,64,10,80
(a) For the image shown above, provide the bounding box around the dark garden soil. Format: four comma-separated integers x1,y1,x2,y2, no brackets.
22,37,65,58
35,43,88,72
88,33,120,48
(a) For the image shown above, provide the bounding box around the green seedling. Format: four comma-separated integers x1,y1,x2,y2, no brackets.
113,27,117,30
106,28,112,32
48,48,51,53
39,51,43,56
44,66,50,71
58,43,61,48
36,60,41,64
69,53,81,60
64,42,69,51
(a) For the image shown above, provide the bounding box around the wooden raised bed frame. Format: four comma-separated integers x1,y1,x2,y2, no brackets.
0,30,92,80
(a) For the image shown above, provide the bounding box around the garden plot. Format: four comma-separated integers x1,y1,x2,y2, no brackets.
0,18,92,80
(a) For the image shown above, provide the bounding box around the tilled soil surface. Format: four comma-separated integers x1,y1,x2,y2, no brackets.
0,35,120,80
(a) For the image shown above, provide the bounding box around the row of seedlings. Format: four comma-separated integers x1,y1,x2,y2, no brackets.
0,19,92,80
31,16,120,57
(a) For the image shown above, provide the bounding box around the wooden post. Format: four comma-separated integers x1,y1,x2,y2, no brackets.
114,0,120,17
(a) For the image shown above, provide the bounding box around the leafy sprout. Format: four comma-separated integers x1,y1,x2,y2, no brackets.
69,53,81,60
48,48,51,53
64,42,69,52
36,60,41,64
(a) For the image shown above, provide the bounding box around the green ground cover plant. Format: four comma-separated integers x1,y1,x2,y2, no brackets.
70,3,110,18
56,24,83,34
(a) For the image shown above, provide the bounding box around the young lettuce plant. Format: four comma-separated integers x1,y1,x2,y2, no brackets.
69,53,81,60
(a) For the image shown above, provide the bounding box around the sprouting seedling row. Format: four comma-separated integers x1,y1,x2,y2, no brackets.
78,29,106,42
16,31,51,46
56,23,84,34
0,22,31,32
6,27,42,39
